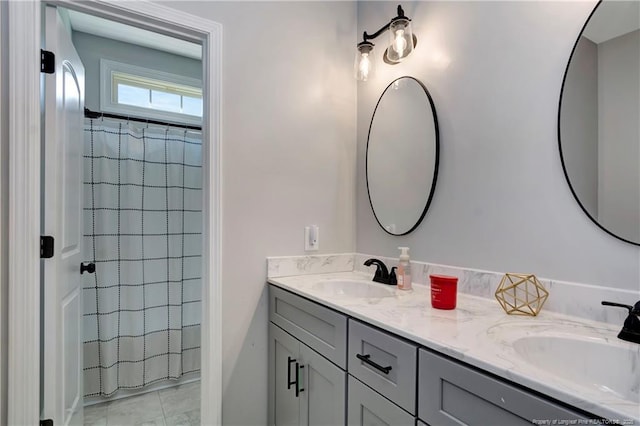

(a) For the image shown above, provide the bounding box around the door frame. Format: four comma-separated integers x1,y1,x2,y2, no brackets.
6,1,222,424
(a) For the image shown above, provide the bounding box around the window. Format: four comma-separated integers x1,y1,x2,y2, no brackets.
100,59,202,125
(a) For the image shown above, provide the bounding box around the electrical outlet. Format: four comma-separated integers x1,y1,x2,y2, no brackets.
304,225,319,251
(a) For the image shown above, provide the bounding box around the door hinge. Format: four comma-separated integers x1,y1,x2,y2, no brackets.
40,420,53,426
40,235,54,259
40,49,55,74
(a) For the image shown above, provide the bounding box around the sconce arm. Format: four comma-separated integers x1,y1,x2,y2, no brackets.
361,5,410,44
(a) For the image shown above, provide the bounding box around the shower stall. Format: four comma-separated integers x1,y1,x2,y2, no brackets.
81,116,203,400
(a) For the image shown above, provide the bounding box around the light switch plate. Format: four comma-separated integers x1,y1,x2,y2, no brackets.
305,225,319,251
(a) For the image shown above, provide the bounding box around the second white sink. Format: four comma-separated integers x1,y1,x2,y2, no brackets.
513,334,640,402
312,279,395,298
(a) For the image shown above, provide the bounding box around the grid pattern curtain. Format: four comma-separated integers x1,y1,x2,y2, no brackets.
82,118,202,397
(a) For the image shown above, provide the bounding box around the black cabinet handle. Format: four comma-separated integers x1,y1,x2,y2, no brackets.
287,356,296,390
296,364,305,397
356,353,392,375
80,262,96,274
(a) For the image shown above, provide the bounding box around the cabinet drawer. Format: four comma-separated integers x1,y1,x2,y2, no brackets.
418,349,591,425
270,285,347,368
348,319,417,414
347,376,414,426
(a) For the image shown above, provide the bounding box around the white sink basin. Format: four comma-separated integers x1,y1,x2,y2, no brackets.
311,279,395,298
513,335,640,402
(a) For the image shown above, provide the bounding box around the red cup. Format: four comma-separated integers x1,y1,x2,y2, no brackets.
430,274,458,310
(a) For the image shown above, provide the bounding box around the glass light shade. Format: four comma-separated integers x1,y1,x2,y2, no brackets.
387,18,413,63
354,43,375,81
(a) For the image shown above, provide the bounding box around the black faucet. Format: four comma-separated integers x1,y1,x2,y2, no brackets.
601,300,640,344
363,258,397,285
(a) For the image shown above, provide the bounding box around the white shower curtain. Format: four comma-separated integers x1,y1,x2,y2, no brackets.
82,118,202,397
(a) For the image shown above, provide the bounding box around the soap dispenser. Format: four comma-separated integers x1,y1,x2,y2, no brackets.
397,247,412,290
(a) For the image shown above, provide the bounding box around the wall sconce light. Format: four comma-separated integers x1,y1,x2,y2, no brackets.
355,4,417,81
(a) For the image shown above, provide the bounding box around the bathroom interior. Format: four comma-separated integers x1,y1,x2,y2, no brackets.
2,0,639,425
42,6,204,425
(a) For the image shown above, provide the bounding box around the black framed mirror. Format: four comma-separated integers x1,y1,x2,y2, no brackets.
558,0,640,245
366,76,439,236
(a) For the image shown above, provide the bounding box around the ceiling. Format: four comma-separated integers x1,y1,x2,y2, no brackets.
66,9,202,60
582,0,640,44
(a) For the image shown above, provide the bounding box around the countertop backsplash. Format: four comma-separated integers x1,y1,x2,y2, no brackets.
266,253,355,278
266,253,638,326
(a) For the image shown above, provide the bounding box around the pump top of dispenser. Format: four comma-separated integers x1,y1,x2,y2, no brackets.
398,247,410,261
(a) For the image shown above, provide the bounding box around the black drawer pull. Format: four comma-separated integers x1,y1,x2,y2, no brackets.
356,353,392,374
296,364,305,397
287,356,297,390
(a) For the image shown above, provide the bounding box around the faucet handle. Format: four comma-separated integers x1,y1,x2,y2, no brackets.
389,267,397,285
601,301,635,314
602,300,640,344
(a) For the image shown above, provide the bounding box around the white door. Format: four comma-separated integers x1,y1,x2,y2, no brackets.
42,5,85,426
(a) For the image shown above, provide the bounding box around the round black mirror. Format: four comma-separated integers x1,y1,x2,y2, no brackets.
366,76,439,235
559,0,640,245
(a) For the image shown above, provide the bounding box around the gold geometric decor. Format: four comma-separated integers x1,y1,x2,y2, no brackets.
495,273,549,316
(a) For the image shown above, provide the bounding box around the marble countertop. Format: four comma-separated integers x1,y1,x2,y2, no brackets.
267,271,640,423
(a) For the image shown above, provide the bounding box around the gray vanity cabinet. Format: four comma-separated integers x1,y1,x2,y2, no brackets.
346,319,417,425
270,285,347,368
348,319,417,414
418,348,590,425
269,284,597,426
269,286,348,426
299,343,346,425
270,323,304,426
347,376,414,426
269,323,347,426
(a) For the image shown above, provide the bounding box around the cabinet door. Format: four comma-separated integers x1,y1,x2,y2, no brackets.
270,324,301,426
347,376,414,426
299,343,347,426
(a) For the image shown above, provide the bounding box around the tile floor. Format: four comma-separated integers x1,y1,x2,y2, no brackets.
83,381,200,426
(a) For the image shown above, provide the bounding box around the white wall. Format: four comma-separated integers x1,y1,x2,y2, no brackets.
560,35,598,217
598,30,640,242
157,2,357,424
71,31,202,111
356,1,640,291
0,1,8,424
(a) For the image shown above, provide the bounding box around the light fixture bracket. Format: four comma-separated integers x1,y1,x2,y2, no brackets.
361,5,411,44
358,4,417,67
355,4,416,80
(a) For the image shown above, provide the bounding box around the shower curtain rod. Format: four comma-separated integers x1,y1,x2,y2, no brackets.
84,107,202,131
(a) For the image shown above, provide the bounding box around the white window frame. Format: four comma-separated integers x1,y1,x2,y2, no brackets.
100,59,203,125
